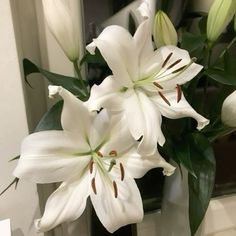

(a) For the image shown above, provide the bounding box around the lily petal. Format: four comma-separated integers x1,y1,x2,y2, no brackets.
13,131,91,183
49,86,92,139
134,19,153,68
35,174,90,232
137,90,165,155
100,113,136,155
123,89,145,141
119,147,175,178
88,109,111,150
152,90,209,130
90,173,143,233
86,26,138,86
87,76,124,112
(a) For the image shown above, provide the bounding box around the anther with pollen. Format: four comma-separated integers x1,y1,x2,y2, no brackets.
89,160,94,174
109,150,117,157
96,151,103,158
162,52,173,68
167,59,182,70
91,177,97,195
176,84,182,103
120,163,125,181
153,81,163,90
158,91,171,106
113,181,118,198
172,65,187,74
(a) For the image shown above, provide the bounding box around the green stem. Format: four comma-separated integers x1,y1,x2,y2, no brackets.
219,36,236,58
73,60,89,96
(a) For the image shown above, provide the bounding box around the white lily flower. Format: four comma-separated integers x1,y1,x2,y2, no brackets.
86,19,209,156
42,0,80,61
13,86,175,233
221,90,236,127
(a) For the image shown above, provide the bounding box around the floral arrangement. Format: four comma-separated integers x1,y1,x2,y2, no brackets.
2,0,236,235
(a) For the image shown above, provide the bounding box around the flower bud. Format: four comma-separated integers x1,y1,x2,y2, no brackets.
221,91,236,127
153,10,178,48
42,0,80,61
234,14,236,32
207,0,236,43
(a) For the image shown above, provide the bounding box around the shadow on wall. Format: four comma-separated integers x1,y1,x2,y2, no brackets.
12,228,24,236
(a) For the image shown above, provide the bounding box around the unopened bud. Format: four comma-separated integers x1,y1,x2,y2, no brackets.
153,10,178,48
207,0,236,42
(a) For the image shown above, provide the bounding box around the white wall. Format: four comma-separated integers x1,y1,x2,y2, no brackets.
0,1,43,236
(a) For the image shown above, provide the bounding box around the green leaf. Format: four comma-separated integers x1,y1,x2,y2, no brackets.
9,155,20,162
175,140,197,178
0,178,19,196
188,133,216,236
35,101,63,132
128,12,138,36
23,59,88,101
181,32,206,53
205,69,236,85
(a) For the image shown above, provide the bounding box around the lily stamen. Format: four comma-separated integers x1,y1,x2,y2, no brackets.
176,84,182,103
167,59,182,70
109,150,118,157
153,81,163,90
162,52,173,68
120,163,125,181
113,181,118,198
96,151,103,158
158,91,171,106
172,65,187,74
89,160,94,174
91,177,97,195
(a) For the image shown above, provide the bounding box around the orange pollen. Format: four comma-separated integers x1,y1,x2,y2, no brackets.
120,163,125,181
153,81,163,90
89,160,94,174
109,150,118,157
167,59,182,70
162,52,173,68
91,178,97,195
113,181,118,198
158,91,171,106
176,84,182,103
96,151,103,158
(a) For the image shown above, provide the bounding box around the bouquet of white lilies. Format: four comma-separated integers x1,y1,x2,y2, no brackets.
2,0,236,235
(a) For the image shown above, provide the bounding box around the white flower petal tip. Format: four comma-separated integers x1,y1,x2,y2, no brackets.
196,118,210,130
48,85,62,98
163,166,176,176
86,41,96,55
34,219,42,233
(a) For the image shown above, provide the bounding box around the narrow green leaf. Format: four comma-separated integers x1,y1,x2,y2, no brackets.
9,155,20,162
0,178,19,196
175,141,197,178
205,69,236,85
188,133,216,236
35,101,63,132
23,59,88,101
